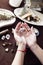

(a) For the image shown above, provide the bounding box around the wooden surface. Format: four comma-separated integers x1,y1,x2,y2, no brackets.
0,0,43,65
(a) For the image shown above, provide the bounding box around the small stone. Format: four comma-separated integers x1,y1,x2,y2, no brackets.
5,48,9,52
2,43,6,47
19,28,26,32
11,49,14,53
2,42,9,47
9,43,12,46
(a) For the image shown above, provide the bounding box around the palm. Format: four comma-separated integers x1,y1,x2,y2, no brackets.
12,22,26,45
12,22,36,47
20,23,36,46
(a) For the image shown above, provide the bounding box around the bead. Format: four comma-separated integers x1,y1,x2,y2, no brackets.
6,34,10,40
1,35,5,40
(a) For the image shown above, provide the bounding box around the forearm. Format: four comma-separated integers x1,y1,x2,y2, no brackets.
11,50,25,65
11,43,26,65
30,43,43,64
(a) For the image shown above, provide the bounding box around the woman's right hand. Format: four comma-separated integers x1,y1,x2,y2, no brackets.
21,23,37,47
12,22,26,46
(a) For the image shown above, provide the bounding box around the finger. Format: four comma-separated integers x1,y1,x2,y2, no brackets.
31,26,36,35
15,22,22,31
22,23,31,31
20,22,24,27
31,26,35,33
12,28,15,34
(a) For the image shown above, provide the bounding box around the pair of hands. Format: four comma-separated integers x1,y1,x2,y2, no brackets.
12,22,36,48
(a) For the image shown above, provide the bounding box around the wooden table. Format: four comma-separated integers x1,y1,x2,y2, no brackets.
0,0,43,65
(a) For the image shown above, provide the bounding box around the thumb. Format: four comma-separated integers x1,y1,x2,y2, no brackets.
12,28,22,43
31,26,35,34
12,28,15,34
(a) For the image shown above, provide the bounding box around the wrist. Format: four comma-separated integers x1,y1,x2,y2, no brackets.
27,39,36,48
17,43,26,51
29,42,37,50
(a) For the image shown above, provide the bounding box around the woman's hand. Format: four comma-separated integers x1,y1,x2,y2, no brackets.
12,22,36,47
20,23,36,47
12,22,26,46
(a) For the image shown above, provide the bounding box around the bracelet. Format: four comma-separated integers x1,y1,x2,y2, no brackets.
17,49,26,53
